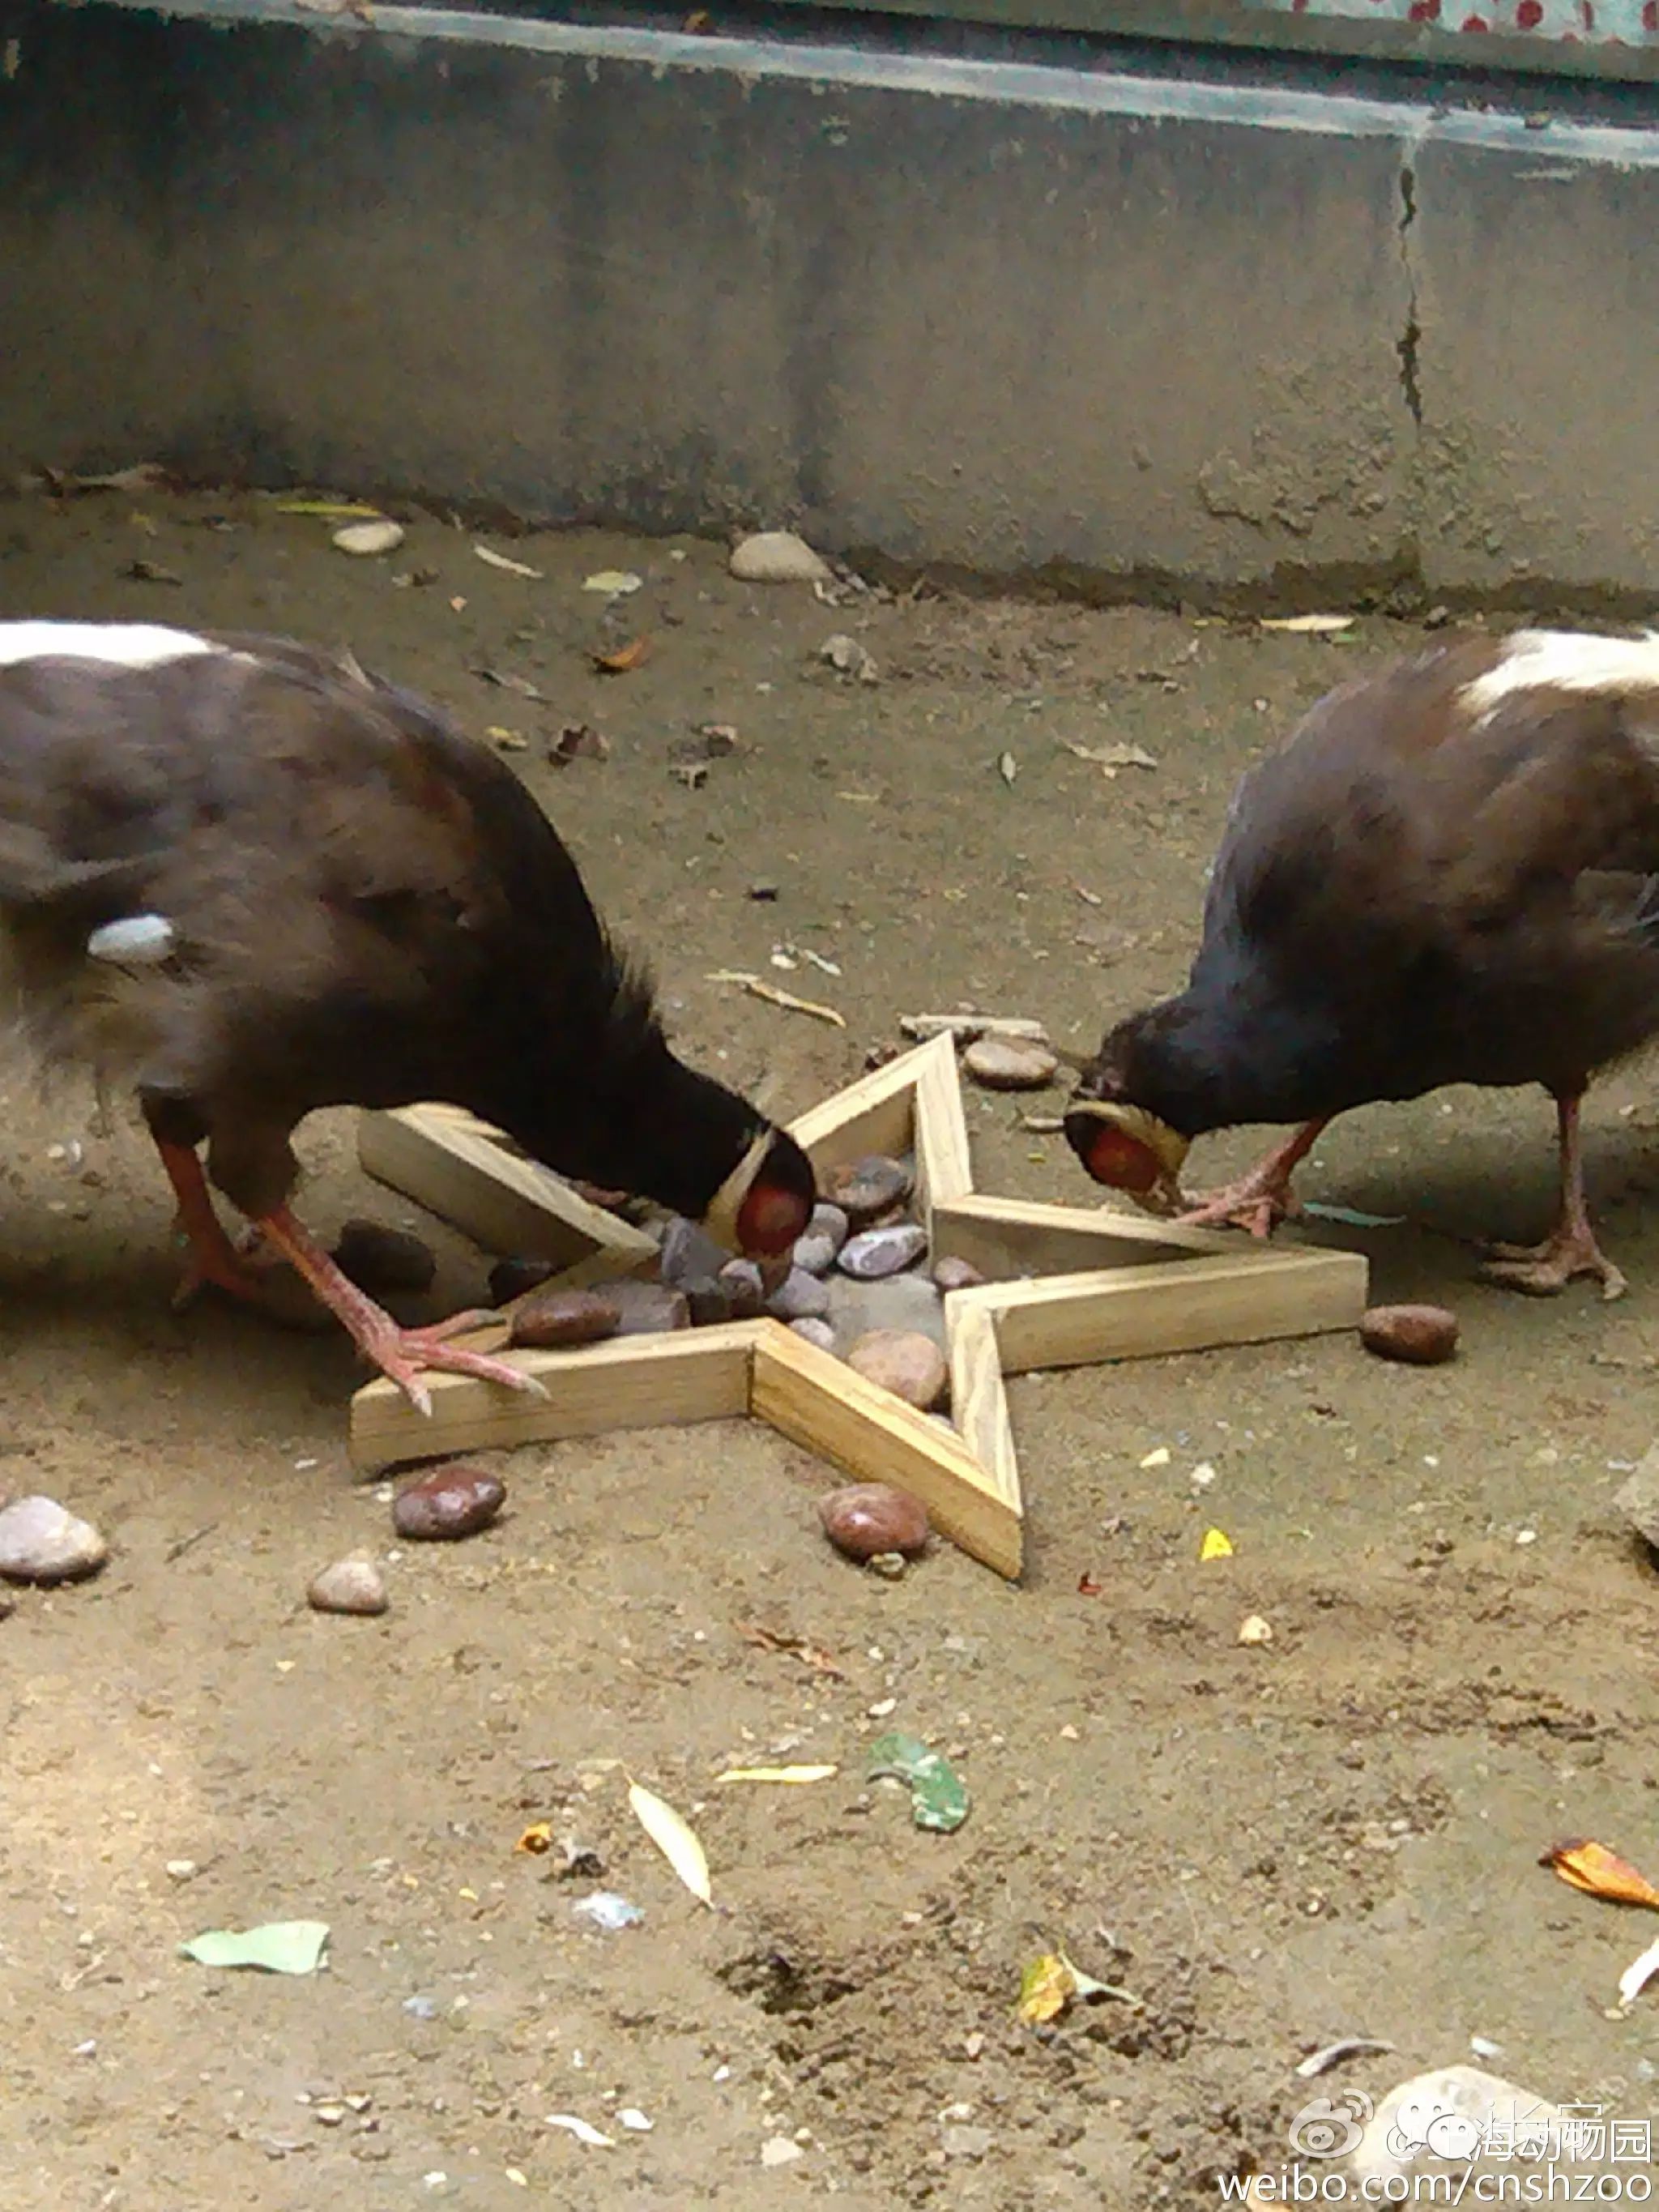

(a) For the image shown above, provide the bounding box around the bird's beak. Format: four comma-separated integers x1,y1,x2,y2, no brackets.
1064,1099,1192,1217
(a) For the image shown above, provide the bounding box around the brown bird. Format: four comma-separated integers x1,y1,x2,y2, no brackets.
0,621,817,1407
1063,628,1659,1300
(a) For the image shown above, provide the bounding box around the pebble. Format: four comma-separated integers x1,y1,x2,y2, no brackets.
601,1279,691,1334
509,1287,622,1349
828,1270,946,1353
941,2126,994,2162
962,1036,1060,1090
790,1317,837,1353
729,529,830,584
790,1232,841,1278
932,1253,987,1292
331,1219,437,1296
0,1495,108,1583
718,1259,766,1318
808,1202,849,1254
825,1155,912,1226
659,1215,729,1288
488,1255,558,1307
308,1556,389,1616
392,1466,505,1541
847,1329,949,1410
682,1275,738,1326
1358,1303,1460,1365
767,1266,831,1322
332,518,404,556
820,1482,931,1560
758,2136,807,2168
839,1223,928,1279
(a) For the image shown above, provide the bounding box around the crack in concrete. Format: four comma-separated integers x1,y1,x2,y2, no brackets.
1396,157,1424,433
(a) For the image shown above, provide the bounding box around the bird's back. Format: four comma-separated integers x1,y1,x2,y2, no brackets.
1194,630,1659,1101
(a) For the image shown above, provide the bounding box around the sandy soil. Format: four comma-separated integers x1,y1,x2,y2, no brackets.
5,489,1659,2210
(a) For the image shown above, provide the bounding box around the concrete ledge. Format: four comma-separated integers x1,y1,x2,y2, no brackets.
0,0,1655,604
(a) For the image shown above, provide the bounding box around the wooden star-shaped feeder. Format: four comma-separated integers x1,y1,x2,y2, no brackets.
348,1036,1367,1578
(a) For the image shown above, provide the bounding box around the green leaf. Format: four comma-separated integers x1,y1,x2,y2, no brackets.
866,1732,970,1834
180,1920,331,1975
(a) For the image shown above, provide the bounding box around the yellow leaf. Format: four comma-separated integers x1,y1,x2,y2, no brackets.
1199,1527,1235,1561
473,541,544,579
1542,1838,1659,1910
715,1765,839,1785
628,1779,712,1905
592,634,650,673
1258,613,1355,634
271,497,387,519
515,1822,553,1855
1017,1952,1077,2025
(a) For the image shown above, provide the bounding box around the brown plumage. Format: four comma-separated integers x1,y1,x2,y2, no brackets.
1064,628,1659,1297
0,622,817,1406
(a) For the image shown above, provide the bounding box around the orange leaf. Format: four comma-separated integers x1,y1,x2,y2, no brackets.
592,636,650,674
1541,1838,1659,1909
515,1822,553,1855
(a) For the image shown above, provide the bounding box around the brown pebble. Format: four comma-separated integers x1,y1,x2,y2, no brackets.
847,1327,949,1409
825,1153,913,1227
819,1482,931,1561
1358,1302,1459,1365
933,1253,987,1292
962,1036,1060,1091
509,1286,622,1349
392,1465,506,1541
307,1555,389,1616
489,1255,559,1307
331,1219,438,1296
718,1259,766,1318
683,1275,736,1326
593,1279,692,1335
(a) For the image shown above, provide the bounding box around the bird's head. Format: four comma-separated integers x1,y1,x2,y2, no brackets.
702,1125,818,1259
1063,1034,1192,1215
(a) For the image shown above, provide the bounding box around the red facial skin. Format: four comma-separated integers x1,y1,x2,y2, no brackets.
736,1177,813,1257
1081,1122,1162,1195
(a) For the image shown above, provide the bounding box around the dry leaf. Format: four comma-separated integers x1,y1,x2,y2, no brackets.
472,666,546,701
1541,1838,1659,1909
549,724,609,767
997,751,1018,786
1258,613,1355,634
1065,741,1158,775
545,2114,615,2147
582,570,642,596
1017,1952,1075,2025
715,1765,839,1785
1618,1931,1659,2009
515,1822,554,1855
627,1779,711,1906
592,636,650,674
1199,1527,1235,1561
474,541,544,579
733,1621,845,1678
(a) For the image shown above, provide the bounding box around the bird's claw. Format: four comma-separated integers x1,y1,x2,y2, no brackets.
1479,1229,1627,1303
369,1319,552,1414
1173,1182,1299,1238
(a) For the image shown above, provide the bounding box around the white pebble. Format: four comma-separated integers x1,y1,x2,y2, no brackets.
729,531,830,584
87,913,175,966
332,519,404,556
0,1495,107,1583
963,1036,1059,1090
838,1224,928,1280
307,1556,388,1616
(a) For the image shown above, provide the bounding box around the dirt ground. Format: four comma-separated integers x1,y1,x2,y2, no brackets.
6,490,1659,2211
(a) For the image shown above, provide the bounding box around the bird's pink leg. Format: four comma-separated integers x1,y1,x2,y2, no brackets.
1480,1093,1626,1301
1173,1118,1331,1239
153,1138,284,1311
252,1206,549,1416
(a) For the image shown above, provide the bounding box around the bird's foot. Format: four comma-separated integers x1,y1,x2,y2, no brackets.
170,1219,296,1313
1480,1223,1627,1302
1174,1176,1299,1240
354,1312,549,1419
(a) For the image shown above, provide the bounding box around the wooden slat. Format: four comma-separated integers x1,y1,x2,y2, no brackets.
788,1037,943,1171
751,1320,1022,1580
358,1104,657,1271
932,1191,1247,1279
349,1320,759,1470
912,1032,975,1225
945,1298,1021,1523
978,1249,1368,1375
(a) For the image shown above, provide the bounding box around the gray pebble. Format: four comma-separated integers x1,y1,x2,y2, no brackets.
827,1271,947,1353
592,1279,691,1334
659,1215,729,1289
790,1317,838,1352
808,1202,850,1253
838,1223,928,1279
307,1556,388,1616
933,1253,987,1292
767,1266,831,1321
718,1259,766,1318
791,1232,840,1278
0,1495,108,1584
683,1275,737,1326
825,1154,912,1227
962,1036,1059,1090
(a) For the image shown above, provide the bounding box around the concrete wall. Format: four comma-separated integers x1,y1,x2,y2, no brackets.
1,0,1657,606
